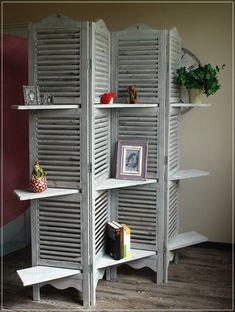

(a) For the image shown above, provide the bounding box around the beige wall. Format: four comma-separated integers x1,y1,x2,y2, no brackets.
3,2,233,243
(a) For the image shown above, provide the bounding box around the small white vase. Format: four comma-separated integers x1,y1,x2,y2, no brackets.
188,88,204,104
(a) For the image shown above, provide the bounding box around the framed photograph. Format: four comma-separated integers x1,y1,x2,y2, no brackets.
23,85,40,105
116,140,148,180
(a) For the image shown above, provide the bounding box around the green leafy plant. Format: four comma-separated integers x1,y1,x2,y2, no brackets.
176,64,225,97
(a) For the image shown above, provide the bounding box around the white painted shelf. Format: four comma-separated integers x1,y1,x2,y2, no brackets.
17,266,80,286
14,188,79,201
95,178,157,191
96,249,156,269
12,105,79,110
94,103,159,108
170,169,209,181
171,103,211,108
169,231,208,251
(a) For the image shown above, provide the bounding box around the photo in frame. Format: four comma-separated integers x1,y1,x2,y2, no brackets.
116,140,148,181
23,85,40,105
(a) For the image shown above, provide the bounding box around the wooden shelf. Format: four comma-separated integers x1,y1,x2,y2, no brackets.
169,231,208,251
14,188,79,201
171,103,211,108
17,266,81,286
170,169,209,181
95,178,157,191
96,249,156,269
12,105,79,110
94,103,159,108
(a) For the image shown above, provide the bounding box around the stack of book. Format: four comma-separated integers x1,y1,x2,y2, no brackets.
106,221,131,260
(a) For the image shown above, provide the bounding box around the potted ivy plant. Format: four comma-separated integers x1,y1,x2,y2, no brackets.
176,64,225,104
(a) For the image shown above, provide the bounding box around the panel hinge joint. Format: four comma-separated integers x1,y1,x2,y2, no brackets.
88,163,92,173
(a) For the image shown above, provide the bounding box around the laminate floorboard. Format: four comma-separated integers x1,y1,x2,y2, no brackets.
2,246,233,311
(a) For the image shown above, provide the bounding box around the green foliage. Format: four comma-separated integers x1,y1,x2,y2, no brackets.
32,161,47,178
176,64,225,97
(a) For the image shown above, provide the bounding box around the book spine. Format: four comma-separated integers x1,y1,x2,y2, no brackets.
106,223,121,260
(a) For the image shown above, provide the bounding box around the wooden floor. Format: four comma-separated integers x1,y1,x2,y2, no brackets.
2,246,233,311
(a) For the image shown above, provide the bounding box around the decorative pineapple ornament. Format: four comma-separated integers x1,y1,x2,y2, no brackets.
31,161,47,193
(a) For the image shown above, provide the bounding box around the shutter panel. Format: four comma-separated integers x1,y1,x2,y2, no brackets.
169,112,180,172
166,29,182,246
94,191,109,257
35,110,81,189
118,186,157,250
113,24,160,103
168,28,181,104
117,108,158,179
93,20,110,102
94,112,110,179
32,15,82,104
168,182,179,240
38,194,82,269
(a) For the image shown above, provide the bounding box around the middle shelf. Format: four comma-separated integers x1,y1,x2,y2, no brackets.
14,188,79,201
95,178,157,191
96,249,156,269
170,169,209,181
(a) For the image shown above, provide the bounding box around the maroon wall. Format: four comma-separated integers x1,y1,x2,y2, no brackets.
2,34,29,225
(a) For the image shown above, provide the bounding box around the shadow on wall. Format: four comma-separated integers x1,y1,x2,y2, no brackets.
2,34,30,255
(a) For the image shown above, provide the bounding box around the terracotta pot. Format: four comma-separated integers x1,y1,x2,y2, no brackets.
188,88,204,104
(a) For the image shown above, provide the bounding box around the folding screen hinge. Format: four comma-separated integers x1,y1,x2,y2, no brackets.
88,163,92,173
164,156,168,166
87,58,92,70
167,62,169,73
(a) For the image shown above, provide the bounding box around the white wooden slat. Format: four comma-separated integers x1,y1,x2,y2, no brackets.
35,113,81,188
94,113,110,178
34,26,81,101
168,182,179,240
95,191,108,255
17,266,80,286
118,187,157,247
38,196,81,265
117,110,158,178
115,30,159,103
169,29,181,104
94,24,110,98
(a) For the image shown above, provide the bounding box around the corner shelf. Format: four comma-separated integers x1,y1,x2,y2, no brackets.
14,188,79,201
11,105,79,110
170,169,209,181
169,231,208,251
17,266,81,286
94,103,159,109
95,178,157,191
171,103,211,108
96,249,156,269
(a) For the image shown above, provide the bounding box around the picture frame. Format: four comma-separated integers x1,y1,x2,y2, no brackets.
116,140,148,181
23,85,40,105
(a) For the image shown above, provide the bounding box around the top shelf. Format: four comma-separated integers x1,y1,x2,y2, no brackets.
12,105,79,110
94,103,159,108
171,103,211,108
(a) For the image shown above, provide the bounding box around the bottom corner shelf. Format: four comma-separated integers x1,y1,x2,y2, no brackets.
96,249,156,269
17,266,81,286
168,231,208,251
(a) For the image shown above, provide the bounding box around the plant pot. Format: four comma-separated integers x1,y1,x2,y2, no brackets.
31,176,48,193
188,88,204,104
